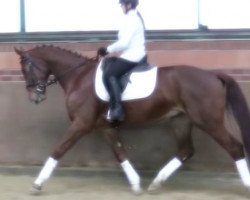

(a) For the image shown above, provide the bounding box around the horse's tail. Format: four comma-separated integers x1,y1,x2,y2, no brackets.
217,73,250,156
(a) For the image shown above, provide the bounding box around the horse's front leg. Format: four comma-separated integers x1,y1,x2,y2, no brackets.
104,128,142,195
31,119,90,194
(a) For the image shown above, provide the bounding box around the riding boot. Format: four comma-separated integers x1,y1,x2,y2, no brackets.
106,77,125,123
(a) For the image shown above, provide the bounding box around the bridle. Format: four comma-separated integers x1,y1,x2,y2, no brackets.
22,56,48,96
23,55,93,96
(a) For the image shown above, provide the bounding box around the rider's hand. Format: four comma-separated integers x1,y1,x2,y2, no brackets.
97,47,108,57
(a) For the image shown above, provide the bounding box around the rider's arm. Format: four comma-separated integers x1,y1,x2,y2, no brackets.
107,16,138,53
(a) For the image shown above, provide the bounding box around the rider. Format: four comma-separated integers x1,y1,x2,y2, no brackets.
97,0,146,123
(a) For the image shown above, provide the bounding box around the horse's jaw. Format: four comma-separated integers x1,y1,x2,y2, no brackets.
28,91,47,104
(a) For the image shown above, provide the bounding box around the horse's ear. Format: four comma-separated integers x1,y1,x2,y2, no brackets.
14,47,24,56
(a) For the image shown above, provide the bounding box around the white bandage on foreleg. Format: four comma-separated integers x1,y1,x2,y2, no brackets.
34,157,58,186
121,160,140,186
153,157,182,183
235,158,250,187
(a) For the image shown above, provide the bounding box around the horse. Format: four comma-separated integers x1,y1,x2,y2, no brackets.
15,45,250,195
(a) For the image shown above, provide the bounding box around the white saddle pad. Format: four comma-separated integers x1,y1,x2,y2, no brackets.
95,59,158,101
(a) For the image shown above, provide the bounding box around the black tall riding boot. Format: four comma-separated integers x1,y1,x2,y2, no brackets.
106,77,125,123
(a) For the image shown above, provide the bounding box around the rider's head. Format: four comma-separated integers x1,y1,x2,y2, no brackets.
119,0,138,14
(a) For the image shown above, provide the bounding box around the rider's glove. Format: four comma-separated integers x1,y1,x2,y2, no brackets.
97,47,108,57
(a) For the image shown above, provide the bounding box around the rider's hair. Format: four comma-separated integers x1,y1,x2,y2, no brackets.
119,0,139,9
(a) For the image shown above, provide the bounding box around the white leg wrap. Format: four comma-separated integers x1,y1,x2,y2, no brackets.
121,160,140,186
235,158,250,187
151,157,182,186
34,157,58,186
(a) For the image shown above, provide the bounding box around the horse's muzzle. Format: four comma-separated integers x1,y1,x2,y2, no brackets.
28,90,46,104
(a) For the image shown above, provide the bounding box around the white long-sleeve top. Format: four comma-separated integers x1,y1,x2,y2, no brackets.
107,9,146,62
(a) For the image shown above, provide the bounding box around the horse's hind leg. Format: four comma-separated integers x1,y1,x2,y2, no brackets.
103,128,142,195
203,125,250,188
148,114,194,191
174,114,195,161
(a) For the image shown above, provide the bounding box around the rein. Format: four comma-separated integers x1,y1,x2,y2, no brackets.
33,61,85,96
48,55,98,85
46,60,87,86
21,46,98,97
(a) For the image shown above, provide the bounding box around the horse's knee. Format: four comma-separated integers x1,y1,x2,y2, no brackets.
177,145,195,162
51,127,88,160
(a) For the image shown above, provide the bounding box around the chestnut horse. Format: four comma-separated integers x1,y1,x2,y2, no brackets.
15,45,250,195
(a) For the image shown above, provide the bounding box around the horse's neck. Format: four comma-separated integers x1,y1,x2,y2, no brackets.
49,57,95,92
32,47,96,92
47,54,84,73
39,51,86,88
50,58,85,76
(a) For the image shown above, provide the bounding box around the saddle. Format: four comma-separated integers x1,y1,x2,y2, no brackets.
95,58,158,101
118,57,154,91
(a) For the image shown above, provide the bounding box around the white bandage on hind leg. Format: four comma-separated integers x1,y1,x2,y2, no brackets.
153,157,182,184
121,160,140,186
34,157,58,186
235,158,250,187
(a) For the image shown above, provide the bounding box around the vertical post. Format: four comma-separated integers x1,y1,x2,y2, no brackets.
197,0,201,28
20,0,26,33
197,0,208,31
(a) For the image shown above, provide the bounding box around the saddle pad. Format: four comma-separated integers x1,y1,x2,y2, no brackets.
95,59,158,101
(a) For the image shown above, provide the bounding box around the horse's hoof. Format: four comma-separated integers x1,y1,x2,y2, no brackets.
147,182,161,193
29,184,43,195
131,184,143,195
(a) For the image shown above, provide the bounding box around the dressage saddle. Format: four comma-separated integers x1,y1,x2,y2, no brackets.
119,56,154,91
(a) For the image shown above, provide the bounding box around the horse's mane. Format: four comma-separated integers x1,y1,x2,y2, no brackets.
31,45,97,62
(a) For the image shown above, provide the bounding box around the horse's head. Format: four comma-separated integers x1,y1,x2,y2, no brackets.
15,48,51,104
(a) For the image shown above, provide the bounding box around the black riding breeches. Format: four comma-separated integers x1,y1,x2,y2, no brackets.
102,57,138,91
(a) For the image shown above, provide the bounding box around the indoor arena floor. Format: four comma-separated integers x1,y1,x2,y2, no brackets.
0,167,250,200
